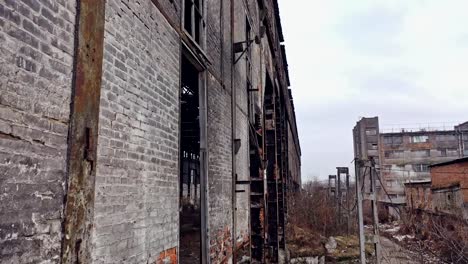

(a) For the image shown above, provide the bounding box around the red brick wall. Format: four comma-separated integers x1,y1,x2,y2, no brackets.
156,247,177,264
405,184,432,210
431,160,468,203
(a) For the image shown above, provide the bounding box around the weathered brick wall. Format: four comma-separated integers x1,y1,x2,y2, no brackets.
154,0,180,27
288,123,301,187
235,105,250,247
431,161,468,203
432,188,464,216
0,1,301,263
0,0,76,262
203,1,235,262
206,0,222,82
91,0,180,262
232,0,251,252
404,184,432,210
207,74,234,262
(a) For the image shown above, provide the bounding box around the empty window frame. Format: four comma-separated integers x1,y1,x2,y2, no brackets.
386,179,395,187
440,148,447,157
384,150,404,159
412,164,429,172
396,164,405,170
383,136,392,144
411,135,428,143
435,134,456,142
439,148,458,157
411,149,430,158
463,136,468,157
184,0,205,45
383,135,403,145
382,165,392,172
365,129,377,136
368,143,378,150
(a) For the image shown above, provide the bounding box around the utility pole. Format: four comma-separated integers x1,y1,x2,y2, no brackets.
346,171,350,235
337,172,341,228
370,158,381,263
354,160,366,264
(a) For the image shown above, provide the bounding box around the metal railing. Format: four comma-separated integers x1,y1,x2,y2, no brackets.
380,122,462,133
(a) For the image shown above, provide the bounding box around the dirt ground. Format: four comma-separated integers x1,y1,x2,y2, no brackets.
378,235,419,264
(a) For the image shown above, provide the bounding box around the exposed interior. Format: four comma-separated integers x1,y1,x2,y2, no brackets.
179,55,201,263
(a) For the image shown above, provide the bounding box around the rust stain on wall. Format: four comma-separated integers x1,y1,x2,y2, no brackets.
61,0,106,263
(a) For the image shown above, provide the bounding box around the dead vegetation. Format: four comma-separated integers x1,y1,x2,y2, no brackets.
287,180,372,261
386,210,468,263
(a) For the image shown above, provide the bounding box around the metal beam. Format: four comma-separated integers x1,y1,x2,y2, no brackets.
62,1,106,263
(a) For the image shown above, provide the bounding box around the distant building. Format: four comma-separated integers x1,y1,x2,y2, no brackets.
352,117,380,194
353,117,468,217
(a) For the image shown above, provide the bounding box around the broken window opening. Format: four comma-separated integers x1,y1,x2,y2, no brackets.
179,55,202,263
411,135,429,143
184,0,205,46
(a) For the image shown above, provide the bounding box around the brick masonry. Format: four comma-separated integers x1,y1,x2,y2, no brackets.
0,0,302,263
431,160,468,219
431,160,468,196
288,123,301,188
0,0,76,263
91,0,180,263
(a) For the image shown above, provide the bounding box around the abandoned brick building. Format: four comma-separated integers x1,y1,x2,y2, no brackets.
404,156,468,221
353,117,468,217
0,0,301,263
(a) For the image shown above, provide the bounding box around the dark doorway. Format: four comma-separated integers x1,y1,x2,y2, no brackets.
179,55,201,263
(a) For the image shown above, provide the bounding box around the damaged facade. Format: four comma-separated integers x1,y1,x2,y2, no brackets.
353,117,468,217
0,0,301,263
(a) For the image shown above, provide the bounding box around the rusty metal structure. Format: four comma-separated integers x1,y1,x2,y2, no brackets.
62,1,106,263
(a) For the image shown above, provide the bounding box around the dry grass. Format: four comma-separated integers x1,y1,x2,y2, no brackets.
287,179,365,260
398,210,468,263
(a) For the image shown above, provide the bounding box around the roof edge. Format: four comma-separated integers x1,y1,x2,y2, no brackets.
429,157,468,168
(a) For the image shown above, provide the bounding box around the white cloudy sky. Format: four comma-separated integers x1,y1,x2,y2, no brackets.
278,0,468,182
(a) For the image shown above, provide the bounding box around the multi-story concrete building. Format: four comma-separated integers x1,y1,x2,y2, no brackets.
353,117,467,217
352,117,380,195
0,0,301,263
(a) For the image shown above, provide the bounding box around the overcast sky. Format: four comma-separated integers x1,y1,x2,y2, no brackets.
278,0,468,182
